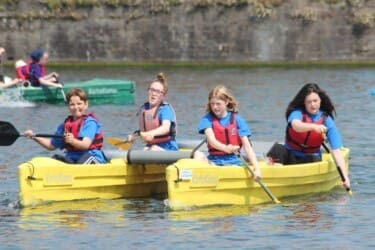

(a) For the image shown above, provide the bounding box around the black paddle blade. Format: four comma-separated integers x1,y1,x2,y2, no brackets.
0,121,20,146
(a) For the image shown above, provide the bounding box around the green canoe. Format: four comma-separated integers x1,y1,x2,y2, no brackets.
1,78,135,105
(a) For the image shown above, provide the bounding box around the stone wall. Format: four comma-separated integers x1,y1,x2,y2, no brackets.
0,0,374,62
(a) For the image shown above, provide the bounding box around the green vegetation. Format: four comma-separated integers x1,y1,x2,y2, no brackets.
350,8,375,28
289,7,319,22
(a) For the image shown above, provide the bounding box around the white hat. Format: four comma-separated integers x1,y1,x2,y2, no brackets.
15,60,27,69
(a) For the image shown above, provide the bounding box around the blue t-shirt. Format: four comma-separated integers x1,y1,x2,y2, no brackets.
28,63,44,87
285,109,343,158
51,116,106,163
198,111,251,166
142,103,178,151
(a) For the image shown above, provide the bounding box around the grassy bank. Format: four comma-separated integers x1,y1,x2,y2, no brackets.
3,61,375,69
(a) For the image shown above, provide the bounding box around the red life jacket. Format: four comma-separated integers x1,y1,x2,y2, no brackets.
63,113,104,152
138,102,177,145
16,61,46,82
286,112,326,153
208,112,242,156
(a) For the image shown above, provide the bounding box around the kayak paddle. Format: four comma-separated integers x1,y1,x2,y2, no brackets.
237,153,281,204
322,140,352,195
55,76,67,103
106,137,133,150
0,53,4,82
107,130,177,150
0,121,62,146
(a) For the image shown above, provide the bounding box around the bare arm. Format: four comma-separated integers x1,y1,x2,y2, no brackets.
148,120,171,137
205,128,239,154
291,119,326,133
64,133,92,150
24,130,56,151
241,137,261,179
141,120,174,143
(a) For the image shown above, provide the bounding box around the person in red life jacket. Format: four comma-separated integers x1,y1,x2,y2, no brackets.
284,83,350,188
194,85,261,179
24,88,107,164
128,72,178,151
16,48,62,88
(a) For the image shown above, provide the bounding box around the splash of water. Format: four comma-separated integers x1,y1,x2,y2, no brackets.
0,87,35,108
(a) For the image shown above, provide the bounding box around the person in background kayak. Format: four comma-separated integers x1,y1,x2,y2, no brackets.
0,47,23,88
0,77,22,89
194,85,261,179
24,88,107,164
128,72,178,151
283,83,350,188
16,48,62,88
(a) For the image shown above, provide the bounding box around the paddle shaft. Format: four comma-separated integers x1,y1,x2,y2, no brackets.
190,139,206,158
26,134,62,139
55,76,67,103
0,53,4,82
322,141,352,194
236,153,281,204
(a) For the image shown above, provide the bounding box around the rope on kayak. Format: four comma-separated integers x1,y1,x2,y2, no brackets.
26,161,36,180
174,165,181,183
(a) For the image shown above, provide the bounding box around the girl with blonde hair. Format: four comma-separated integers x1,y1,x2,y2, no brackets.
196,85,261,179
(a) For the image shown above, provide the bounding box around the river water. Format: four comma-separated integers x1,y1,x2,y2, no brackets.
0,67,374,249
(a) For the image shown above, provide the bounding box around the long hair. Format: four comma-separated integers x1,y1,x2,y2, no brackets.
205,85,239,113
149,72,168,94
285,83,336,120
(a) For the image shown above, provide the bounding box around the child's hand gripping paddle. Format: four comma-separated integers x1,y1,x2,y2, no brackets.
0,121,62,146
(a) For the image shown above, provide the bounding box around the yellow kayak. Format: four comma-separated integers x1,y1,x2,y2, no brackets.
18,143,349,208
18,157,167,207
18,150,192,207
165,148,350,210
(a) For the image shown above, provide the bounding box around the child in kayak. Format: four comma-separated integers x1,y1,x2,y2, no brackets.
195,85,261,179
24,88,107,164
0,47,23,88
128,72,178,151
15,48,62,88
282,83,350,188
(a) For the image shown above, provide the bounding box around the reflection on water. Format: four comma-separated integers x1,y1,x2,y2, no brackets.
168,205,260,221
0,67,373,248
19,199,127,230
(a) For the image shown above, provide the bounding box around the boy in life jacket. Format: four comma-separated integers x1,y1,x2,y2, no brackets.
194,85,261,179
282,83,350,188
128,73,178,151
24,88,107,164
15,48,62,88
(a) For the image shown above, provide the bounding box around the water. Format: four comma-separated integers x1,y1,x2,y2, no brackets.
0,67,374,249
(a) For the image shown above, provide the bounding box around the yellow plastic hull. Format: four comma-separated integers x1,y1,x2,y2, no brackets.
166,148,350,210
18,157,167,207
